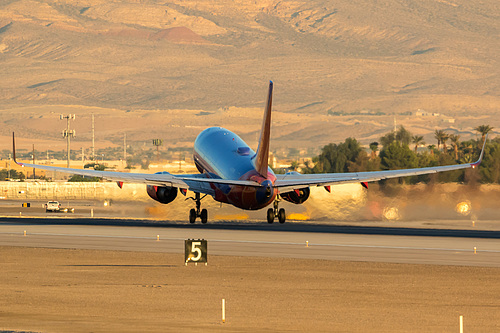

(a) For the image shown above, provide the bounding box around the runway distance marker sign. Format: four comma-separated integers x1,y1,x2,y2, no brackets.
185,239,207,265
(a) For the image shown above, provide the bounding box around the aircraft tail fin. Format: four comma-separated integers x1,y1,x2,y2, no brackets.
254,81,273,178
12,132,22,166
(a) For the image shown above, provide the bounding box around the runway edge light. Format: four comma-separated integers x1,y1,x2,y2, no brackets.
222,299,226,324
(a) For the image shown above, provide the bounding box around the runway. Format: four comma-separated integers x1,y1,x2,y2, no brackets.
1,217,499,267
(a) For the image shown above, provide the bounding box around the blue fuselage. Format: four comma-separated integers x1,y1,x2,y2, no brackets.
193,127,277,210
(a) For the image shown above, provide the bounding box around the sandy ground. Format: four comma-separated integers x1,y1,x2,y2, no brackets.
0,247,499,332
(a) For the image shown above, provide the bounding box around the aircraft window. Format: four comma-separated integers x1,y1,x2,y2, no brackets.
237,147,250,156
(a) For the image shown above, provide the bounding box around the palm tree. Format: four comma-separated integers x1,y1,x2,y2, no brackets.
449,134,460,160
427,144,436,157
411,135,424,153
290,160,300,171
474,125,493,143
441,132,449,153
434,130,448,150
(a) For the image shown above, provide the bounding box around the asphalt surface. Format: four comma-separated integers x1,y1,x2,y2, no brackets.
1,217,499,267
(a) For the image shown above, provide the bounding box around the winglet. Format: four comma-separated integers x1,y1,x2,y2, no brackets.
254,81,273,178
12,132,24,167
471,134,488,168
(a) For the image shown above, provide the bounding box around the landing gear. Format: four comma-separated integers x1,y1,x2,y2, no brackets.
200,209,208,224
267,198,286,224
278,208,286,224
189,209,196,224
267,208,275,224
187,192,208,224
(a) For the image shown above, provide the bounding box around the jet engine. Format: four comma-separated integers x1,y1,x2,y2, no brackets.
146,185,178,204
280,187,310,204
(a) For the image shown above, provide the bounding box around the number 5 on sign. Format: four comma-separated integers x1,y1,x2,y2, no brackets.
185,239,207,264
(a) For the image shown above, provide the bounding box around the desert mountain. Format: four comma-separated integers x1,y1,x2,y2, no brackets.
0,0,498,151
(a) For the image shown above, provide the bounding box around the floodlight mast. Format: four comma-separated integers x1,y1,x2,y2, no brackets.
60,114,76,168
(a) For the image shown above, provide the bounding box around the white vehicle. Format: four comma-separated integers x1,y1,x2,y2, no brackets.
45,201,74,213
45,201,61,212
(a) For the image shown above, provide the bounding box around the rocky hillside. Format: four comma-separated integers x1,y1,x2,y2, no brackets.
0,0,498,150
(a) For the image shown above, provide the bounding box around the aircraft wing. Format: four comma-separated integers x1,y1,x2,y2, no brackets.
12,135,260,194
16,162,258,186
274,139,486,193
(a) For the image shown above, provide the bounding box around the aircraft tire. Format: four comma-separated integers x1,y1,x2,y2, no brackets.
278,208,286,224
189,209,196,223
200,209,208,224
267,208,274,224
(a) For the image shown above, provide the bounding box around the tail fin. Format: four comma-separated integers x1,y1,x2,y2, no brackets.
254,81,273,178
12,132,21,166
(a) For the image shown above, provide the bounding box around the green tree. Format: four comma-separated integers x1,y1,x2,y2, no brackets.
395,126,412,146
434,130,441,150
449,134,461,161
380,132,395,148
427,144,437,157
380,141,418,170
369,142,379,159
434,129,448,151
84,163,106,171
411,135,424,153
379,141,418,184
305,138,362,173
437,153,463,182
415,151,438,183
474,125,493,143
441,132,449,153
480,141,500,183
290,160,300,171
68,175,101,182
0,169,25,181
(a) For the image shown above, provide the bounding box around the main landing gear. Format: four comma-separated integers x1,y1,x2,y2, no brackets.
267,197,286,224
188,192,208,224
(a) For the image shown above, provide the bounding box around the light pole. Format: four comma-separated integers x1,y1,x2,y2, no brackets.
60,114,76,168
152,139,163,162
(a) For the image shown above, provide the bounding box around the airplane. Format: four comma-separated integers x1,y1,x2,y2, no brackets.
12,81,486,224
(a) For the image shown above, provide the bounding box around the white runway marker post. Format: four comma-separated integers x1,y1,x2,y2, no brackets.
459,315,463,333
222,299,226,323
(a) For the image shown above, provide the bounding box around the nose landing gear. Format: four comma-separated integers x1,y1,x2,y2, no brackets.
267,197,286,224
187,192,208,224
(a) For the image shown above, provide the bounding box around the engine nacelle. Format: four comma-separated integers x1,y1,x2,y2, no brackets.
281,187,310,204
147,185,178,204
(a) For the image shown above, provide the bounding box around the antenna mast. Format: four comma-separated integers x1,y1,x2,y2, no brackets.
91,113,95,161
60,114,76,168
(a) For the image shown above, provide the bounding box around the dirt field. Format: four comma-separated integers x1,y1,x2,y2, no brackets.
0,247,499,332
